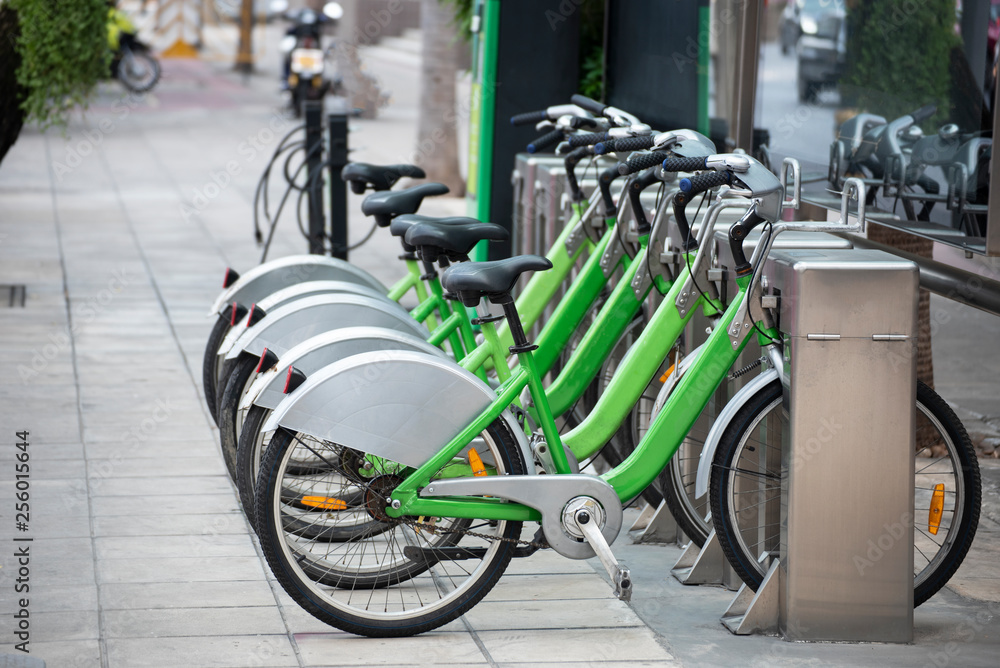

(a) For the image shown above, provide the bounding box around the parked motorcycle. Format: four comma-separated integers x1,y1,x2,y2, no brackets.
276,1,344,116
108,3,160,93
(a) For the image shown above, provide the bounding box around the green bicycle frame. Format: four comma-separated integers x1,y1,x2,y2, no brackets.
387,271,769,522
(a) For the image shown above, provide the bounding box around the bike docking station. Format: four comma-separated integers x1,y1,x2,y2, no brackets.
716,244,920,642
302,98,350,259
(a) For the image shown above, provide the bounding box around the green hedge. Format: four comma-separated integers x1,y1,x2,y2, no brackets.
9,0,111,129
842,0,959,126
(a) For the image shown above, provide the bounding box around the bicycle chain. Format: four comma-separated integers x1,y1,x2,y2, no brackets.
397,516,547,549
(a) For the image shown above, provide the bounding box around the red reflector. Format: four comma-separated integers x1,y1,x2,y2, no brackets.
283,366,294,393
256,348,269,373
246,303,256,327
230,301,239,326
222,267,240,288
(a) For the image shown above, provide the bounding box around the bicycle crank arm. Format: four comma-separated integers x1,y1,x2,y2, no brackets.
572,503,632,602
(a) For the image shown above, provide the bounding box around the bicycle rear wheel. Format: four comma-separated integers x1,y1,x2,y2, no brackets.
254,420,525,637
709,379,980,606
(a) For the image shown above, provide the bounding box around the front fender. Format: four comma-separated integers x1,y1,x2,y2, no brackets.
263,350,533,473
242,327,447,411
223,294,426,361
208,255,387,316
256,280,392,312
693,368,779,499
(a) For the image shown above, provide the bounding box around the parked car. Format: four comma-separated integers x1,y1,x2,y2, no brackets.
781,0,838,55
796,4,846,102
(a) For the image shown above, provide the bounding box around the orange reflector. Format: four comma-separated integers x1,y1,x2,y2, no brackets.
658,362,678,384
468,448,488,477
300,496,347,511
928,483,945,535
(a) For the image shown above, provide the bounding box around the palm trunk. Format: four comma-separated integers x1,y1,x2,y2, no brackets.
416,0,465,195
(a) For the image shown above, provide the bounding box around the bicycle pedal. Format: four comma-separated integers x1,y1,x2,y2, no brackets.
570,501,632,602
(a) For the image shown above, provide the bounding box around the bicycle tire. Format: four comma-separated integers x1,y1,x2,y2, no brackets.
254,420,525,637
202,314,231,425
218,353,261,483
709,379,980,607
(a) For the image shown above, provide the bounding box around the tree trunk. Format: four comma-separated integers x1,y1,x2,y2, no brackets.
235,0,255,73
0,5,26,165
416,0,465,195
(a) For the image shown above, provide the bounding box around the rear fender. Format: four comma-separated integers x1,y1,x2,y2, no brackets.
242,326,446,411
693,368,780,499
208,255,386,316
262,350,533,473
222,294,426,361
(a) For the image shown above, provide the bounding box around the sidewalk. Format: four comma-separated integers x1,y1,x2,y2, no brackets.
0,47,999,668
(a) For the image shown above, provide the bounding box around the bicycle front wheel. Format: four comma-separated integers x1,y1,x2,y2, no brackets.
254,420,526,637
709,379,980,607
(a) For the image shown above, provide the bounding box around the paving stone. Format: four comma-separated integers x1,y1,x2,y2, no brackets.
294,631,487,666
87,456,225,478
95,534,257,560
477,628,676,665
463,597,643,631
28,610,100,643
15,584,99,613
96,556,265,584
102,606,286,639
100,580,275,611
87,475,234,497
0,640,101,668
104,635,298,668
92,512,249,538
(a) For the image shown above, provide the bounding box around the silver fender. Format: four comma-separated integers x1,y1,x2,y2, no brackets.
262,349,534,474
208,255,387,316
241,327,447,411
256,280,393,311
222,294,427,361
215,281,396,358
693,368,780,499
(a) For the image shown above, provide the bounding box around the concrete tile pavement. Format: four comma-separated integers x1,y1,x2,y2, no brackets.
0,50,678,667
1,31,999,668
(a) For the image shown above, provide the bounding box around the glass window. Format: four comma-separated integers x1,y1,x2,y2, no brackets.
755,0,994,253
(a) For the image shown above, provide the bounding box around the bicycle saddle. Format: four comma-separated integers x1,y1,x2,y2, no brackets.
361,183,450,227
389,214,482,239
405,221,509,260
341,163,426,193
441,255,552,306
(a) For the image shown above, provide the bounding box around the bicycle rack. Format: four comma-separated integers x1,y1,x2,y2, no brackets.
718,246,918,642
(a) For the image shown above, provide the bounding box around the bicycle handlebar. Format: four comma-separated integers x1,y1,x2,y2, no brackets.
510,110,549,126
671,170,734,251
595,135,656,154
570,94,607,117
910,104,937,124
527,128,564,154
663,156,710,173
567,132,612,148
618,150,670,175
628,168,661,234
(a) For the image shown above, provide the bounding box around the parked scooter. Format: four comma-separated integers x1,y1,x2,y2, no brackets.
276,1,344,116
107,2,160,93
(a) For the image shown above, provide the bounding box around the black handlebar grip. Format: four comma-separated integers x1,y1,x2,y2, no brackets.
679,170,733,197
527,128,564,154
618,150,670,176
596,135,656,154
511,110,548,126
567,132,611,148
570,94,607,116
662,156,708,173
910,104,937,124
